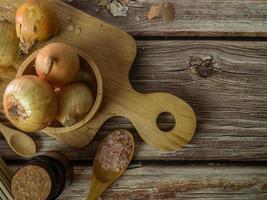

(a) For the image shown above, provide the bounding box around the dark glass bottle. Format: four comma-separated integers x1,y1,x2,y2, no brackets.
11,152,73,200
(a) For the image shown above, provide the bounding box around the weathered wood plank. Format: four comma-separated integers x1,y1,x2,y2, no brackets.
66,0,267,37
56,165,267,200
1,40,266,161
8,163,267,199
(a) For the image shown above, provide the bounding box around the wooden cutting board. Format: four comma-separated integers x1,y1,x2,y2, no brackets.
0,0,196,151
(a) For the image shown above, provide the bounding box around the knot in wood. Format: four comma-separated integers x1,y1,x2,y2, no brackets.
189,55,214,78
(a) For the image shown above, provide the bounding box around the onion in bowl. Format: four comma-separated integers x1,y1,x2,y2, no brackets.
35,43,80,86
56,82,94,126
3,75,58,132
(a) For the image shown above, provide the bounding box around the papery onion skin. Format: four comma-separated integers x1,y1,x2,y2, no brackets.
57,83,94,126
16,0,59,54
35,43,80,86
73,69,94,85
0,19,19,68
3,75,58,132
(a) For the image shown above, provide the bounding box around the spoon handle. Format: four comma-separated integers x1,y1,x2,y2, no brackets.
87,176,108,200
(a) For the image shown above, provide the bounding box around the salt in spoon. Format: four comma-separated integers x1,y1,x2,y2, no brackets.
87,129,134,200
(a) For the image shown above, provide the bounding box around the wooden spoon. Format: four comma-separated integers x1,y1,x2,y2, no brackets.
0,123,36,157
87,130,135,200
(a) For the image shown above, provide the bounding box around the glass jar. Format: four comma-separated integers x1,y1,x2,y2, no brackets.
11,152,73,200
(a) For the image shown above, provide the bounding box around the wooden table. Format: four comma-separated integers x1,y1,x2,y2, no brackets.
1,0,267,199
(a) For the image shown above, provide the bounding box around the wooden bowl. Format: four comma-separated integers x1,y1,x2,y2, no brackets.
17,48,103,134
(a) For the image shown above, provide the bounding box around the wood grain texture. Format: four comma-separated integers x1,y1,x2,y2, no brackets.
8,163,267,199
1,40,266,161
55,165,267,200
0,1,266,199
0,0,197,152
66,0,267,37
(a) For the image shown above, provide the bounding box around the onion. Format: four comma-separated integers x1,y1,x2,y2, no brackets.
73,68,94,85
3,75,58,132
0,19,18,68
35,43,80,86
57,83,94,126
16,0,59,54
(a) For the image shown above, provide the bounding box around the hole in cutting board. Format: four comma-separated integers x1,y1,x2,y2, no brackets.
156,112,176,132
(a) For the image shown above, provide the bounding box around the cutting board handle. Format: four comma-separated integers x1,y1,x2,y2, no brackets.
124,92,197,151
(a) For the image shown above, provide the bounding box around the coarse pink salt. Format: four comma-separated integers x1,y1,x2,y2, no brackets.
95,130,134,172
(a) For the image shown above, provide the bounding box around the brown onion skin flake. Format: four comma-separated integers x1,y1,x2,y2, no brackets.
95,130,134,173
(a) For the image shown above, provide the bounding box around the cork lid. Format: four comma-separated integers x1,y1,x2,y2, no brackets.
11,165,52,200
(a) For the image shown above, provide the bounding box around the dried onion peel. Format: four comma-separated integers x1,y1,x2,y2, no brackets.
147,2,175,21
3,75,58,132
16,0,59,54
0,19,19,68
